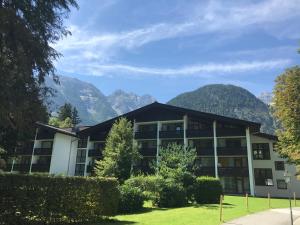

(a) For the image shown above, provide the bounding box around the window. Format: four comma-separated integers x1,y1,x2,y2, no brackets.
273,143,278,152
78,139,87,148
277,179,287,189
41,141,53,149
76,149,86,163
254,168,273,186
275,161,285,171
161,123,183,131
138,124,157,132
94,142,105,150
75,164,85,176
252,143,270,160
188,119,210,130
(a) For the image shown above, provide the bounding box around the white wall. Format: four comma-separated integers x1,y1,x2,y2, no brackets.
49,133,76,176
251,135,300,198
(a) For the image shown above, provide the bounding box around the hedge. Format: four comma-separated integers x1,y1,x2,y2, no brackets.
193,176,223,204
118,184,145,213
0,173,119,224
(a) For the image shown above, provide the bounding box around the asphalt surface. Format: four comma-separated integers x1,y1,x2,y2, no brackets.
222,208,300,225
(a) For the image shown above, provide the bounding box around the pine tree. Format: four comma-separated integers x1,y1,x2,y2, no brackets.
94,118,140,182
71,107,81,126
58,103,73,121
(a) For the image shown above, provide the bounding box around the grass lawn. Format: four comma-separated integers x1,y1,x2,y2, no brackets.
103,195,296,225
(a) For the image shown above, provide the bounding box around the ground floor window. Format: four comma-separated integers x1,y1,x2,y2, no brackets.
254,168,273,186
220,176,250,194
75,149,86,176
277,179,287,189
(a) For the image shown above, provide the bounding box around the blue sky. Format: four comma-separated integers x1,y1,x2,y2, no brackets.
53,0,300,102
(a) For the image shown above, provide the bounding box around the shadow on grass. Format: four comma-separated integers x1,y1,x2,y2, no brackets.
193,202,235,209
117,206,169,215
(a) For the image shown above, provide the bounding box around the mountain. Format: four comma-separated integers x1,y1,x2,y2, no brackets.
46,76,117,125
108,90,156,115
168,84,275,134
258,92,273,105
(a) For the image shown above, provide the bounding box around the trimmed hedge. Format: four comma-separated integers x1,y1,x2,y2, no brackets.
193,176,223,204
118,185,145,213
0,174,119,224
155,179,187,208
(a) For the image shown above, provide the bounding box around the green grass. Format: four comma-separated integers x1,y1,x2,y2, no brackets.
102,196,296,225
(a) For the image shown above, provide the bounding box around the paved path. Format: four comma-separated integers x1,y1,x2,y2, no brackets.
222,208,300,225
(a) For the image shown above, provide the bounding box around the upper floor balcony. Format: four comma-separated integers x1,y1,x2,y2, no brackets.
186,129,213,138
88,149,103,158
134,131,157,139
159,130,183,139
217,147,247,156
34,147,53,155
217,128,246,137
194,166,249,177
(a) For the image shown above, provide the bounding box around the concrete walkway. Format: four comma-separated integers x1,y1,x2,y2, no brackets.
222,208,300,225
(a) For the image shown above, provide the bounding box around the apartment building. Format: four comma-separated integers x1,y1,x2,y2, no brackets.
5,102,300,197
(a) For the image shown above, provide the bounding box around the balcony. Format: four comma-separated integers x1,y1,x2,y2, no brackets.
34,148,52,155
218,167,249,177
90,133,108,141
134,131,157,139
195,166,215,177
139,148,157,157
31,163,50,173
217,147,247,156
217,128,245,137
12,164,30,173
88,149,102,157
159,130,183,139
186,129,213,138
15,148,33,155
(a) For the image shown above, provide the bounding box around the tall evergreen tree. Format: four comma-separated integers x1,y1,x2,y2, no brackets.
0,0,78,154
58,103,73,121
273,66,300,164
71,107,81,126
94,118,140,182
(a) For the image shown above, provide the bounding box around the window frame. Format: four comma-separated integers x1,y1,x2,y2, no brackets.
274,161,285,171
252,143,271,160
277,179,287,190
254,168,273,186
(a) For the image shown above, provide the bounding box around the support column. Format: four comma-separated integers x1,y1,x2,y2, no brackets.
246,127,255,196
29,128,38,174
156,121,161,166
183,115,188,149
84,136,90,177
213,121,218,178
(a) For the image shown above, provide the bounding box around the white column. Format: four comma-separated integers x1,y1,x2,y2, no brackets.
246,127,255,196
213,121,218,178
29,128,38,174
156,121,161,166
84,136,90,177
11,158,15,173
183,115,188,149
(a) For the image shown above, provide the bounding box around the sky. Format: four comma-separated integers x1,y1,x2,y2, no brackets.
53,0,300,102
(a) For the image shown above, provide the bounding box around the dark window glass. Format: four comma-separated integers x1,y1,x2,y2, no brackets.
76,149,86,163
188,119,210,130
275,161,285,171
277,179,287,189
78,139,87,148
226,139,241,148
254,168,273,186
41,141,53,149
94,142,105,150
138,124,157,132
75,164,85,176
161,123,183,131
252,143,270,160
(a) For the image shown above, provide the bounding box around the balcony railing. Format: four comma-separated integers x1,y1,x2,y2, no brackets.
186,129,213,138
31,163,50,173
218,167,249,177
159,130,183,139
134,131,157,139
15,148,33,155
139,147,157,156
196,148,214,156
217,147,247,156
34,148,53,155
217,128,246,137
88,149,102,157
12,164,30,173
195,167,215,176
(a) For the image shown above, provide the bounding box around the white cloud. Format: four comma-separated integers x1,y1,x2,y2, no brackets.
58,59,291,78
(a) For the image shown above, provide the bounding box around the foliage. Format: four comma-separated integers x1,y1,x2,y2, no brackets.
157,143,196,179
273,66,300,164
58,103,73,121
168,84,275,134
124,175,164,201
0,0,78,155
57,103,81,126
94,118,140,182
49,117,73,128
155,179,187,208
0,174,119,224
193,176,222,204
118,184,145,213
71,107,81,125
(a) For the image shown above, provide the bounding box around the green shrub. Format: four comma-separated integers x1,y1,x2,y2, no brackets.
0,173,119,224
156,179,187,208
118,184,145,213
124,175,163,201
193,176,222,204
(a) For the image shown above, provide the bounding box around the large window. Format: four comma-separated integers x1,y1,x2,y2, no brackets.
78,139,87,148
252,143,270,160
188,119,210,130
277,179,287,189
75,149,86,176
254,168,273,186
41,141,53,149
275,161,285,171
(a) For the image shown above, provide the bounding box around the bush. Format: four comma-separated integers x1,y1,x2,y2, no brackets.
118,184,145,213
0,174,119,224
124,175,163,201
193,176,222,204
155,179,187,208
